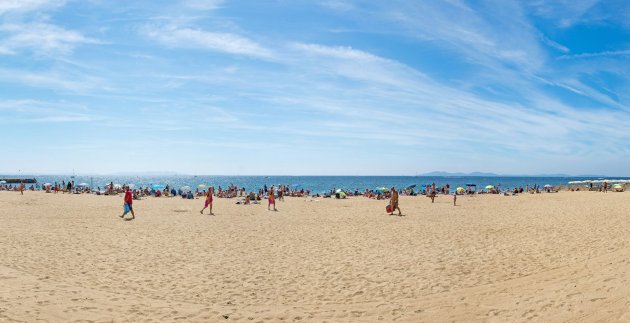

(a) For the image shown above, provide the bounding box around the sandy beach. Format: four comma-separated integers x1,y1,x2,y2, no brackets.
2,191,630,322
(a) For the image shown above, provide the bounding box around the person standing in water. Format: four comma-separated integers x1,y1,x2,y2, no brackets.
120,186,135,220
268,185,277,211
389,187,402,216
200,187,214,215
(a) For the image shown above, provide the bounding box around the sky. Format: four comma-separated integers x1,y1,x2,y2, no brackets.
1,0,630,176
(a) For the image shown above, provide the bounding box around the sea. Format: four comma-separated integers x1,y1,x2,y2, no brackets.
2,175,626,193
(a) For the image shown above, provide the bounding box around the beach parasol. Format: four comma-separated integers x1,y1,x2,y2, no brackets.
152,184,165,190
0,180,6,184
544,184,552,188
113,184,122,189
197,184,207,189
485,185,494,189
180,186,192,193
77,183,89,187
336,189,343,193
375,187,389,192
43,183,52,187
456,187,465,192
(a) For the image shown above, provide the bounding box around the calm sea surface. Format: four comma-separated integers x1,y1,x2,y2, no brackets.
2,175,626,193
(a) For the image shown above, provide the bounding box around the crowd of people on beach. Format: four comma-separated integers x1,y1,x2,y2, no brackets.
4,178,626,221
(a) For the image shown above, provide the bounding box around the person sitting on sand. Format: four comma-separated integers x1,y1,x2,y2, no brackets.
268,185,277,211
200,187,214,215
389,187,402,216
120,186,135,221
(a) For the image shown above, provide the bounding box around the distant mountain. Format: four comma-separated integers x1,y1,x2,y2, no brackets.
418,172,609,177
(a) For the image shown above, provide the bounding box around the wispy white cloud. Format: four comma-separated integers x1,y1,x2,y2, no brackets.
0,23,99,55
183,0,224,10
0,99,101,123
0,0,65,14
559,49,630,60
143,24,273,58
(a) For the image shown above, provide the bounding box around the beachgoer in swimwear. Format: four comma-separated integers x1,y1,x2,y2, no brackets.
120,186,135,220
200,187,214,215
389,187,402,216
268,185,277,211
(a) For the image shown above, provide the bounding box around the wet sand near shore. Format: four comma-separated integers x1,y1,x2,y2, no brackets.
1,191,630,322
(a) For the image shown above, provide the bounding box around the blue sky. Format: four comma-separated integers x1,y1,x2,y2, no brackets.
1,0,630,176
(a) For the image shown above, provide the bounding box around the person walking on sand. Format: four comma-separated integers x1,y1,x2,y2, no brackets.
120,186,135,220
268,185,277,211
389,187,402,216
19,181,24,195
200,187,214,215
453,193,457,206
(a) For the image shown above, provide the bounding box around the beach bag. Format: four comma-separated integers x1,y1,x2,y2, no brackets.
386,204,392,213
123,204,130,214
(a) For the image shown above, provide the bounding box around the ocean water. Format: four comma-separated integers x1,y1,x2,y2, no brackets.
2,175,625,193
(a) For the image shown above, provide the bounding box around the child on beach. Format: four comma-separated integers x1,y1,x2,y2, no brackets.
453,193,457,206
268,185,277,211
200,188,214,215
120,186,135,220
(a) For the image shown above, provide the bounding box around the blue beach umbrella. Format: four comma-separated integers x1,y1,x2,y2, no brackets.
152,184,165,190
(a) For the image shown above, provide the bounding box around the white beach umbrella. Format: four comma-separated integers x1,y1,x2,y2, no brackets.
0,180,6,184
544,184,552,188
77,183,89,187
43,183,52,187
113,183,122,189
180,186,192,193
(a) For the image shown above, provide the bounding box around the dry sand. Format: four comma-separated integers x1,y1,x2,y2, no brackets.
1,190,630,322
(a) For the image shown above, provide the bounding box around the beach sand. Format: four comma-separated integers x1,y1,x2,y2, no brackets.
1,190,630,322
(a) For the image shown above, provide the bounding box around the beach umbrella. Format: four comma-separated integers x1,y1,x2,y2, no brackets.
197,184,207,189
336,189,343,193
113,184,122,189
0,180,6,184
456,187,465,192
43,183,52,187
77,183,89,187
544,184,552,188
152,184,165,190
405,184,417,190
485,185,494,189
338,191,347,198
180,186,192,193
